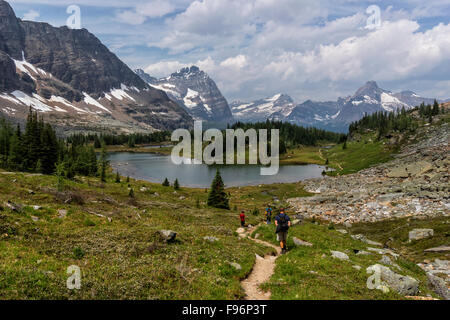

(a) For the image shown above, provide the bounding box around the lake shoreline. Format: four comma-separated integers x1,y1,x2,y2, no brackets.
108,151,327,188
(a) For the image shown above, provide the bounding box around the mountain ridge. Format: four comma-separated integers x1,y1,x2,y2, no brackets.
0,0,192,134
232,81,442,132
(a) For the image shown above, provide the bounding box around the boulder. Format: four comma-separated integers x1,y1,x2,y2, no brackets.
293,237,313,247
409,229,434,241
427,273,450,300
366,264,419,296
157,230,177,243
337,229,348,234
291,219,301,226
331,251,349,261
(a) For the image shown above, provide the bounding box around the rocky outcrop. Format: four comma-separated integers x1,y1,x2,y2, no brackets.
288,123,449,224
367,264,419,296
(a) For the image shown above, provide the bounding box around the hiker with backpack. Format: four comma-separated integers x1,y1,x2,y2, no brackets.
265,205,272,224
239,211,246,227
275,208,291,254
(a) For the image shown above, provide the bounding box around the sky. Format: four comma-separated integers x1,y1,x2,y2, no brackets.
8,0,450,103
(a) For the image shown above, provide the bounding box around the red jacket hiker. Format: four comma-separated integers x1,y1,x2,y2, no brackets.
239,212,245,227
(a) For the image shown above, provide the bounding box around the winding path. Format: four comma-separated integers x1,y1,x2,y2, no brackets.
238,225,281,300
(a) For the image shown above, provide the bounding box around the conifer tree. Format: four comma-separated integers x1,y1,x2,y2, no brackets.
207,170,230,210
99,141,108,182
174,179,180,190
162,178,170,187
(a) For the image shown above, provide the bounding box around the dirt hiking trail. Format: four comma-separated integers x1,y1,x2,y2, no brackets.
237,224,281,300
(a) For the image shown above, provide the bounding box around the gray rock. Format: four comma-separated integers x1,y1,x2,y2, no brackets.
228,262,242,271
344,222,352,228
157,230,177,243
367,264,419,296
379,255,394,266
331,251,349,261
337,229,348,234
377,193,405,203
353,265,362,271
409,229,434,241
4,201,21,212
291,219,301,226
356,250,372,256
351,234,383,246
31,216,39,222
236,228,245,234
427,273,450,300
424,245,450,253
57,209,67,219
203,236,219,243
367,247,399,259
293,237,313,247
33,206,42,210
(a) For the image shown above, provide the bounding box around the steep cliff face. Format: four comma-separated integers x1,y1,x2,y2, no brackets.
0,0,192,134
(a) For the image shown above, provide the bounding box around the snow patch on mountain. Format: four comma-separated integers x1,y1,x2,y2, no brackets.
83,92,111,113
183,88,200,109
231,93,295,122
380,92,407,112
49,96,89,114
0,93,21,105
109,84,135,101
11,90,53,112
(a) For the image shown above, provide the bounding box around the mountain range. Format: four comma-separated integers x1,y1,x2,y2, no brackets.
0,0,445,135
232,81,440,132
136,67,234,126
0,0,192,135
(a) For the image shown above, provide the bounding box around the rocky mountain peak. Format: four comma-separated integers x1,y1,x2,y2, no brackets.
136,67,233,124
354,80,383,98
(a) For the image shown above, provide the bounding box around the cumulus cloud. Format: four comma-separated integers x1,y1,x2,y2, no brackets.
116,0,176,25
11,0,449,101
22,9,40,21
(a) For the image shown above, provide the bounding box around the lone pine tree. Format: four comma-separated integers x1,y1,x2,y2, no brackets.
207,170,230,210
